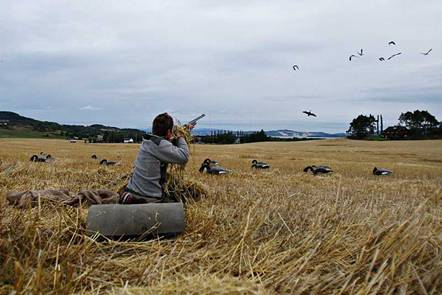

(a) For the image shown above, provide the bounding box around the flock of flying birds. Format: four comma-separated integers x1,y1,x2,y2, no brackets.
295,41,433,118
348,41,432,61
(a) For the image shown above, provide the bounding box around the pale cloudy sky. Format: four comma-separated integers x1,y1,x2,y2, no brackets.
0,0,441,132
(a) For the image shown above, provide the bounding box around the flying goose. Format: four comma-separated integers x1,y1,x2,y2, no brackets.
349,54,359,61
292,65,299,71
388,41,396,46
379,57,385,61
303,111,317,117
387,52,402,60
358,49,364,56
303,165,333,175
373,167,392,176
251,160,270,169
421,48,432,55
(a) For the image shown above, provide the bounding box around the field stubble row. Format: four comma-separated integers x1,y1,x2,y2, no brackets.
0,138,441,294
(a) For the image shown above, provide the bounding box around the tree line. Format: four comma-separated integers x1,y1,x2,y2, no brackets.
347,110,441,140
196,129,317,144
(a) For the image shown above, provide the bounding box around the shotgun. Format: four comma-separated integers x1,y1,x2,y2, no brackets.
172,114,205,146
186,114,206,126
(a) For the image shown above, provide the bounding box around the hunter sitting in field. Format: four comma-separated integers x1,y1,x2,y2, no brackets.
6,112,201,208
119,113,195,204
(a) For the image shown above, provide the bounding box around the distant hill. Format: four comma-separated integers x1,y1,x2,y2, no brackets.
0,111,346,140
0,111,145,141
190,128,345,138
265,129,346,138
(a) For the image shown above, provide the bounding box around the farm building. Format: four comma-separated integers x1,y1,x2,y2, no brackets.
382,126,410,139
123,138,134,143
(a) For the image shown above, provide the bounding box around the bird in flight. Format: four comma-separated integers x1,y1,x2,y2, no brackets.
421,48,432,55
387,52,402,60
379,57,385,61
303,111,317,117
349,54,359,61
388,41,396,46
357,49,364,56
292,65,299,71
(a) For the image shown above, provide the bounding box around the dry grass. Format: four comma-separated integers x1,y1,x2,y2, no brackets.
0,138,441,294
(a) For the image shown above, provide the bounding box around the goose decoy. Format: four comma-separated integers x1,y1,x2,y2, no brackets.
349,54,359,61
251,160,270,169
387,52,402,60
40,152,52,159
30,153,52,162
303,165,333,175
30,155,46,162
357,49,364,56
91,154,98,159
373,167,392,176
203,158,219,166
421,48,432,56
388,41,396,46
379,57,385,61
100,159,117,166
303,110,317,117
199,161,228,175
292,65,299,71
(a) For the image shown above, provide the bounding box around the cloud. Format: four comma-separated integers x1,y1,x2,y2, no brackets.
0,0,441,132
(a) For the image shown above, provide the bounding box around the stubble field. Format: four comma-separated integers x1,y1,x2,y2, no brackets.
0,138,441,294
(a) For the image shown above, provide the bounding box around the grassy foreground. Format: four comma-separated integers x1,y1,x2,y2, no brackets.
0,138,441,294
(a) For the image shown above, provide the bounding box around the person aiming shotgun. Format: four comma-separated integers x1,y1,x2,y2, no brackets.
119,113,203,204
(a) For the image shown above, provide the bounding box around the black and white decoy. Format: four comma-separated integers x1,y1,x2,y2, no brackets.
349,54,359,61
303,165,333,175
387,52,402,60
251,160,270,169
421,48,432,56
30,153,52,162
30,155,47,162
292,65,299,71
303,111,317,117
199,160,228,174
203,158,219,166
91,154,98,159
373,167,392,176
40,152,52,159
100,159,117,166
388,41,396,46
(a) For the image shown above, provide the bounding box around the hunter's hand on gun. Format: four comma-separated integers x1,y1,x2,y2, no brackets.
172,114,204,145
184,123,196,131
176,114,204,137
175,123,195,138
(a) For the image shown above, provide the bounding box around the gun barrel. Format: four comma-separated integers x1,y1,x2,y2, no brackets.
187,114,206,125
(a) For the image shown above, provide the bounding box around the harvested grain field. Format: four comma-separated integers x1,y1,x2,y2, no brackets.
0,138,441,294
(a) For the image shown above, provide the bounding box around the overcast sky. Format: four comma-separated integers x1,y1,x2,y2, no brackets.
0,0,441,132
